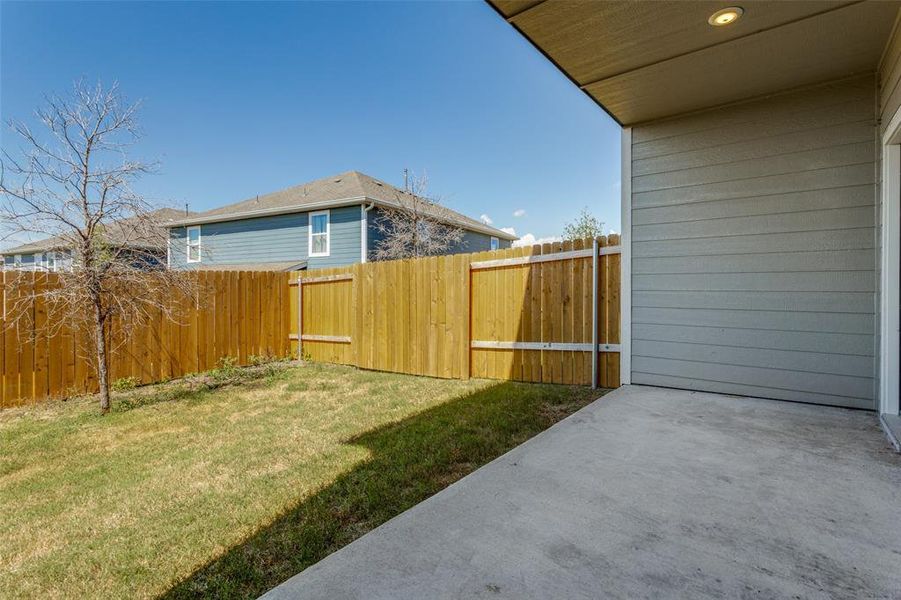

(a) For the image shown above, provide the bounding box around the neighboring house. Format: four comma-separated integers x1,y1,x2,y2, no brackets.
487,1,901,444
165,171,516,270
2,208,187,271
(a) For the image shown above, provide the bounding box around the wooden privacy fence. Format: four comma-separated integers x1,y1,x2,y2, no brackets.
1,270,291,408
292,236,621,387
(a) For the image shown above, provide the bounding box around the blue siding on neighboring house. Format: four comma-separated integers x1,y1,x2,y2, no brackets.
459,230,512,253
365,207,511,259
169,205,363,270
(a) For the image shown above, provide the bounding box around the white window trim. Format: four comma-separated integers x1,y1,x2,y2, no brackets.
490,236,499,251
880,106,901,417
186,225,201,263
620,127,632,386
360,204,368,263
308,209,330,258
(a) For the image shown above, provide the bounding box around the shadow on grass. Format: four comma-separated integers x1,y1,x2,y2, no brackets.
160,381,602,599
112,366,291,414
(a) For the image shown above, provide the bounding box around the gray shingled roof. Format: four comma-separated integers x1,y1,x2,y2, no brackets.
2,208,191,255
167,171,518,240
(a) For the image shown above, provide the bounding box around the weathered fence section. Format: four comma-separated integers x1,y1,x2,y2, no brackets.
291,235,621,387
1,270,290,408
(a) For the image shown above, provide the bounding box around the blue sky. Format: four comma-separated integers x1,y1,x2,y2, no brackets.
1,1,620,246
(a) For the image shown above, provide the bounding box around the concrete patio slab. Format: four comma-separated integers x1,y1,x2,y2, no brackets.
262,385,901,600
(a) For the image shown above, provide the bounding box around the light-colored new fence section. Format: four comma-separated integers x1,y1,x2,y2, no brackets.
291,236,621,387
0,270,290,408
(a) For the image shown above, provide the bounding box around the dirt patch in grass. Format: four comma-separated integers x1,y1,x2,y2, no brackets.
0,362,605,599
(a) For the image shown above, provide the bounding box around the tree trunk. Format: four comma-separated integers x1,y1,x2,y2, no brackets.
93,300,111,414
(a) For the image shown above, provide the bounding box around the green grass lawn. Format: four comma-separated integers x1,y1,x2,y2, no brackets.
0,362,603,599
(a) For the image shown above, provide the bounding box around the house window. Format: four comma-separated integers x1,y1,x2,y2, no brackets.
14,255,22,269
34,253,44,271
490,236,499,251
186,226,201,263
309,210,330,257
47,252,57,272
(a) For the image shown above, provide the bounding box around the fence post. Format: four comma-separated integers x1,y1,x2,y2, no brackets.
591,237,598,390
462,256,471,380
296,275,303,361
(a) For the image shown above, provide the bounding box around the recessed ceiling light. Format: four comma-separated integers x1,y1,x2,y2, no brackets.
708,7,743,26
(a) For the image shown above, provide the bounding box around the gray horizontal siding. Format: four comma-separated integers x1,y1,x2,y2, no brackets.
633,323,874,357
633,307,873,335
633,340,873,379
169,205,363,270
630,76,877,409
634,228,874,258
633,272,873,293
633,185,875,225
634,163,874,209
630,373,874,410
633,291,873,313
633,357,873,405
633,206,874,241
634,249,875,274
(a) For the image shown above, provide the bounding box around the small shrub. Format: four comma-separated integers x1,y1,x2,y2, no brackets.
209,356,240,382
248,354,271,367
112,376,141,392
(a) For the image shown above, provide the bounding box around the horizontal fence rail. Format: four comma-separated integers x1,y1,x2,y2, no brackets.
2,237,621,409
1,270,291,408
291,235,621,388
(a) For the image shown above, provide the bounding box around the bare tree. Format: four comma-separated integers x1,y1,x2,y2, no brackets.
370,171,465,260
0,81,197,413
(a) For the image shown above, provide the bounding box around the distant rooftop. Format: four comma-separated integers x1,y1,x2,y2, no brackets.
2,208,191,255
166,171,517,240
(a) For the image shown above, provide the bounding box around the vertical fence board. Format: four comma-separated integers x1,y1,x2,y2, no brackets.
1,270,292,407
3,237,619,407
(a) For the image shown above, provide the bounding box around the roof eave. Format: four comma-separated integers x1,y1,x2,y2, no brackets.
367,198,518,240
165,196,369,227
166,195,518,241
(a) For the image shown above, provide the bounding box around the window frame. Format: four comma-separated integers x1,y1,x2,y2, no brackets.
186,225,202,263
308,209,331,258
490,236,499,251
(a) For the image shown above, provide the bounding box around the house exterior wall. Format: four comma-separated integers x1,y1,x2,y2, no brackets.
168,205,363,270
2,253,36,269
3,250,75,271
876,18,901,412
628,75,877,410
365,207,511,260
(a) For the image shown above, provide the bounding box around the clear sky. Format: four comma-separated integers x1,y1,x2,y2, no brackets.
0,0,620,247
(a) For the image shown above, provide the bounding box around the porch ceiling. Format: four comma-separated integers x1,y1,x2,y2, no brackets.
489,0,901,125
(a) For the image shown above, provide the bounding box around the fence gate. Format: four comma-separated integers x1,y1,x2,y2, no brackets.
290,236,621,388
468,237,620,388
